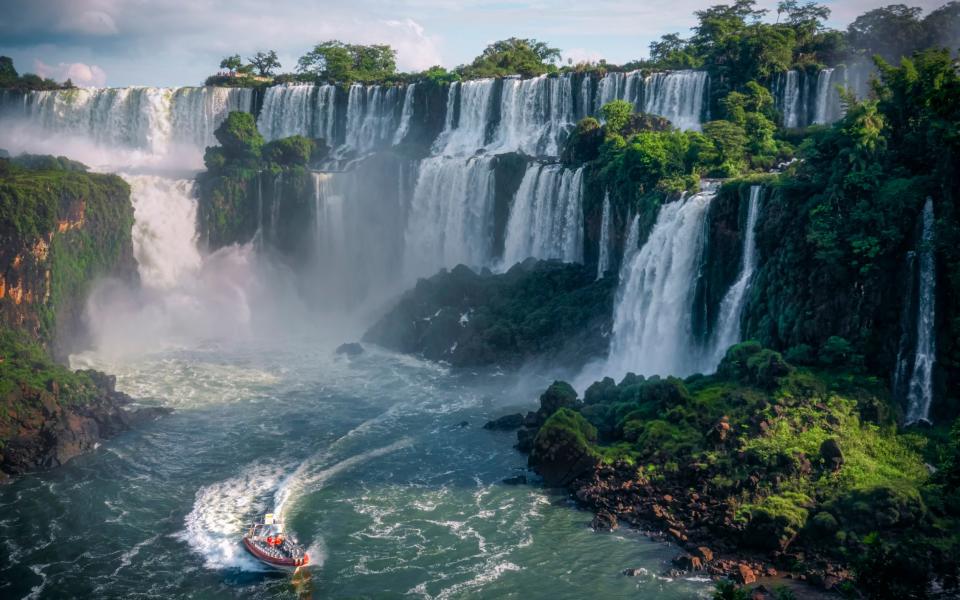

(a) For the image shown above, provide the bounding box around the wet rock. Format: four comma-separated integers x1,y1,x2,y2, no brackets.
592,510,618,531
483,413,524,431
694,546,714,563
819,438,844,472
737,563,757,585
622,567,646,577
502,475,528,485
673,553,703,571
335,342,364,356
515,428,537,453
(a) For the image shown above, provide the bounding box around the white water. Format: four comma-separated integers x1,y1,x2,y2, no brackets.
404,155,496,279
393,83,416,145
494,75,576,157
433,79,496,155
706,185,762,368
605,188,716,380
257,84,337,143
596,193,612,279
905,198,937,424
643,71,708,131
501,164,583,267
778,71,802,128
620,213,640,280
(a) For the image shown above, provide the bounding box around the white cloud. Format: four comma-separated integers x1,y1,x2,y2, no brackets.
58,10,119,36
381,18,444,70
34,59,107,86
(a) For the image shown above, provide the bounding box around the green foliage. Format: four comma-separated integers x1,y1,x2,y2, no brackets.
459,37,560,78
713,580,750,600
0,56,68,91
219,54,242,72
0,328,97,404
297,40,397,83
600,100,633,137
262,135,314,167
417,65,460,84
247,50,281,77
213,111,263,161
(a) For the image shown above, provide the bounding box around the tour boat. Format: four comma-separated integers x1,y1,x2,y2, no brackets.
242,513,309,572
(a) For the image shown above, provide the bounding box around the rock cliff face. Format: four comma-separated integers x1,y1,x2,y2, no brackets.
0,155,137,358
0,155,160,478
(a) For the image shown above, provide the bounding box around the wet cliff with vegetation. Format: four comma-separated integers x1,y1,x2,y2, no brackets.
0,154,165,479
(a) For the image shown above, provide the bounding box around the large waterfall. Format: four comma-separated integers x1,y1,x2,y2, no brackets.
502,164,584,266
706,185,762,368
903,198,937,424
0,70,716,316
604,187,716,380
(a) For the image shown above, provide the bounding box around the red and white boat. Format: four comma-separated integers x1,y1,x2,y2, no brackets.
242,513,309,572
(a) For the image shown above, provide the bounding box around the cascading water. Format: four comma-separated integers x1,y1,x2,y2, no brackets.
643,71,708,131
812,68,836,125
392,83,416,145
433,79,496,155
904,198,937,424
501,164,584,267
257,83,337,142
777,71,802,128
604,187,716,380
706,185,762,368
494,75,576,157
596,193,612,279
404,155,496,279
620,213,640,280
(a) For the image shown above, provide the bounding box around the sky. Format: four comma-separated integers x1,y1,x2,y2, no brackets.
0,0,949,87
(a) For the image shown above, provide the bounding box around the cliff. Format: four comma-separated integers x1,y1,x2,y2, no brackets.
0,155,164,479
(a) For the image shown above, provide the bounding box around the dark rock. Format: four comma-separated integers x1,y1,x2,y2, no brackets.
622,567,646,577
527,409,599,487
456,420,469,428
673,553,704,571
335,342,364,356
483,413,524,431
516,428,537,453
592,510,618,531
819,438,844,472
694,546,714,563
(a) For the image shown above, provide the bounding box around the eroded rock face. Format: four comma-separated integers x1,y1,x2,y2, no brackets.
0,371,170,478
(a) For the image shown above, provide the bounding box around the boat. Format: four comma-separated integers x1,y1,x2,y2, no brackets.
242,513,310,571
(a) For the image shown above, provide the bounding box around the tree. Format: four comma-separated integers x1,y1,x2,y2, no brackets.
600,100,634,137
213,111,263,161
847,4,925,62
247,50,281,77
649,33,700,68
219,54,242,73
460,37,560,78
297,41,396,83
0,56,18,87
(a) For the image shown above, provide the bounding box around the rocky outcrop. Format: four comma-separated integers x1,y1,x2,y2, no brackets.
364,260,616,368
0,369,170,479
0,155,137,358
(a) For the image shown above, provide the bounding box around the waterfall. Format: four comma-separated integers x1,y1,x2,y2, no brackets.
905,198,937,424
494,75,575,157
393,84,415,145
643,71,708,131
596,193,612,279
620,213,640,280
502,164,584,266
126,175,203,290
777,71,802,128
4,86,252,157
707,185,762,368
258,84,335,142
812,68,835,125
595,72,625,113
433,79,496,155
605,188,716,379
404,155,496,279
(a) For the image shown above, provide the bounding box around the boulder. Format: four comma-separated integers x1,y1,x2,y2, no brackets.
591,510,618,531
819,438,844,472
335,342,364,356
737,563,757,585
528,408,599,487
484,413,525,431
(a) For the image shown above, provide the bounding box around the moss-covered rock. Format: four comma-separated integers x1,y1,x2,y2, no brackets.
529,408,600,487
363,260,616,368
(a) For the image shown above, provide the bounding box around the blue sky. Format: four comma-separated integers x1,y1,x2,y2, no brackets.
0,0,948,87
